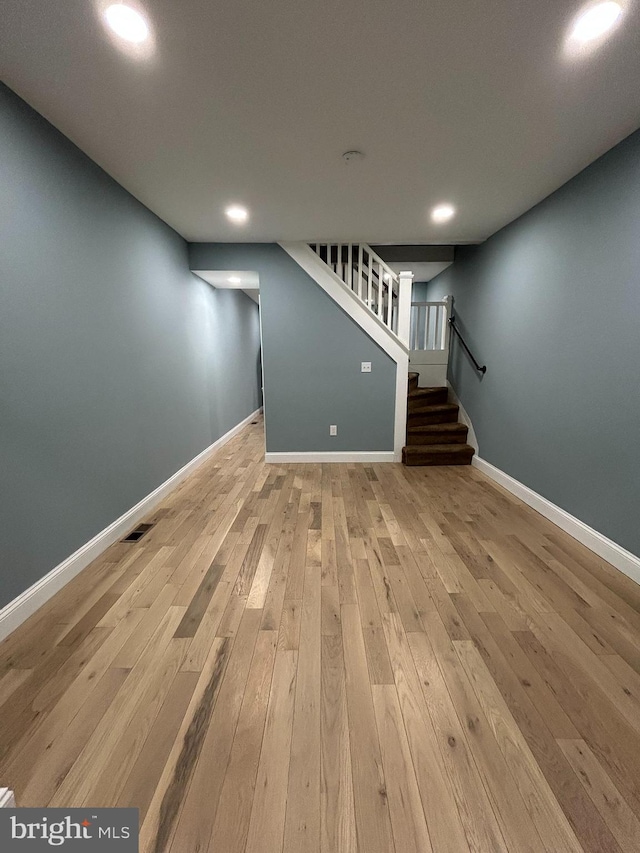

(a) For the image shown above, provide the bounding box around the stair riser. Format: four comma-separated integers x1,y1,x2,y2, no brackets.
403,455,473,466
408,404,450,416
408,411,459,425
408,390,448,405
404,373,472,466
402,445,475,465
405,433,467,446
409,402,450,413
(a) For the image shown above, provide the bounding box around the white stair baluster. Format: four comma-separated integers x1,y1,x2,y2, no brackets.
396,270,413,347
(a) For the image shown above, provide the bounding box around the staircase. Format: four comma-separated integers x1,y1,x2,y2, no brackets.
308,243,412,342
281,241,412,461
402,372,475,466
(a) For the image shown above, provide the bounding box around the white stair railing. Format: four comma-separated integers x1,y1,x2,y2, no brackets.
410,301,450,351
309,243,411,345
408,296,453,387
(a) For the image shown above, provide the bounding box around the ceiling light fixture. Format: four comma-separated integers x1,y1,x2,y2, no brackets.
103,4,150,43
225,205,249,224
569,1,623,42
431,203,456,224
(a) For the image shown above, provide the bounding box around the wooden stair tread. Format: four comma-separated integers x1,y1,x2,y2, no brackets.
404,374,469,464
408,391,449,410
406,423,468,445
407,422,467,434
407,403,459,424
408,386,448,398
408,402,458,414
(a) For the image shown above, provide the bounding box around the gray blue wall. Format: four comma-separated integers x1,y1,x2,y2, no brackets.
411,282,431,301
0,83,261,608
188,244,397,453
427,128,640,557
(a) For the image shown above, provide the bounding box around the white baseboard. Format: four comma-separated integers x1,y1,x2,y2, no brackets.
473,456,640,585
0,788,16,807
265,451,395,463
0,408,262,643
446,382,479,453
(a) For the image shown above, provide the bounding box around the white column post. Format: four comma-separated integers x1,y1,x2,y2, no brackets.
396,270,413,347
443,294,454,353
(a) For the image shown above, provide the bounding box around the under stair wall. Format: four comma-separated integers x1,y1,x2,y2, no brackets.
188,243,398,461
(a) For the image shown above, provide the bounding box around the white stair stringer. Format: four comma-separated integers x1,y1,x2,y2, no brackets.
279,241,409,462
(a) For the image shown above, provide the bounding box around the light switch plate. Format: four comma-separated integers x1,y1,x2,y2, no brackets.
361,362,372,373
330,425,338,436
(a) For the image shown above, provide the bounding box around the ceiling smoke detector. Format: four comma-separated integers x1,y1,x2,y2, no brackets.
342,150,365,163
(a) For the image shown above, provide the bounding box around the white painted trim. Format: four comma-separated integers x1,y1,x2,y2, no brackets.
0,408,263,643
396,271,413,347
0,788,16,808
279,241,409,462
446,382,479,453
394,357,409,462
278,243,408,362
258,291,267,458
265,451,395,463
472,456,640,585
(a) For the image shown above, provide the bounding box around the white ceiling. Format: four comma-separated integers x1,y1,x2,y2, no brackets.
192,270,260,288
191,269,260,302
1,0,639,244
388,261,453,282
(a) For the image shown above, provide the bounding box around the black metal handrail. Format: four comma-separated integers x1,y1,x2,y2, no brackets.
449,316,487,375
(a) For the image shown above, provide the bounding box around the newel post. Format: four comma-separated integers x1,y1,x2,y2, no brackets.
444,294,454,351
397,271,413,347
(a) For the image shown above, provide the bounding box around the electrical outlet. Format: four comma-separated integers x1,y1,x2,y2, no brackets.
361,362,372,373
329,425,338,436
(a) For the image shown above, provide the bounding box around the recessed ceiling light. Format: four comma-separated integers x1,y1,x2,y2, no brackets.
569,1,623,43
431,203,456,224
225,205,249,224
228,276,242,284
104,4,150,43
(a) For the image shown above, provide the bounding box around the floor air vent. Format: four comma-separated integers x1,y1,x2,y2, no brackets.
122,523,154,543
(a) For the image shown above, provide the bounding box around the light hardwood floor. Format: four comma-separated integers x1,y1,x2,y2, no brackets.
2,417,640,852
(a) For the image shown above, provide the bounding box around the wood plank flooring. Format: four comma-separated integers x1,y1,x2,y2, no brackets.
2,416,640,852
